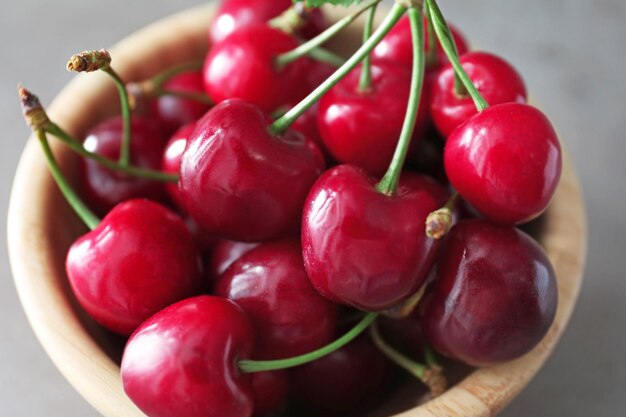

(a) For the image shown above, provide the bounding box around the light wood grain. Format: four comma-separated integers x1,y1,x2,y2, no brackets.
7,4,587,417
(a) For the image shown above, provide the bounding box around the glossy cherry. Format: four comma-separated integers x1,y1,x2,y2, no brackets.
203,25,311,113
215,240,338,359
420,220,558,366
289,334,393,417
206,239,260,285
317,62,428,175
179,99,324,242
302,165,449,311
444,102,562,224
431,51,527,137
251,371,289,417
162,123,196,207
151,71,211,135
121,296,255,417
210,0,325,44
66,199,202,335
79,115,168,215
378,309,426,358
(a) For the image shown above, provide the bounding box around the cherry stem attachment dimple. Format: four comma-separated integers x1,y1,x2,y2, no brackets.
358,3,379,92
275,0,383,69
238,312,378,373
376,7,425,196
425,0,488,110
270,3,407,136
36,130,100,230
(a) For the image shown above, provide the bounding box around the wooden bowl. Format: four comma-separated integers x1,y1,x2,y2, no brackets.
7,4,587,417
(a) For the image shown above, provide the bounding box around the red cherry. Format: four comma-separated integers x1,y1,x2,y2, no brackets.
251,371,289,417
210,0,325,44
289,334,393,417
79,116,168,215
215,240,338,359
207,239,260,285
317,62,428,175
444,103,562,224
378,309,426,358
302,165,449,310
372,16,468,69
66,199,202,335
431,51,527,137
121,295,254,417
151,71,211,135
203,25,310,112
179,99,324,242
420,220,558,366
162,122,196,207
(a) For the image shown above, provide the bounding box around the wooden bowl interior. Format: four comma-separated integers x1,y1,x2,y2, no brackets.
7,4,587,417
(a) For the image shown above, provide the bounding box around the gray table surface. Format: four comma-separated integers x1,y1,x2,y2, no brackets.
1,0,624,416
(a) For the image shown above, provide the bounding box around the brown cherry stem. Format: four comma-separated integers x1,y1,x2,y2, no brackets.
425,191,459,239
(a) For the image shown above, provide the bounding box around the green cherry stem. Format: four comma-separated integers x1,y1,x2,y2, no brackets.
36,130,100,230
425,0,488,110
376,6,425,196
238,312,378,373
270,3,407,136
307,47,347,67
149,61,204,89
275,0,383,69
358,3,379,91
425,7,437,67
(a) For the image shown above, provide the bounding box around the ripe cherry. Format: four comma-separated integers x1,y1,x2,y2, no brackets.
206,239,260,285
430,51,527,137
121,295,254,417
444,102,562,224
302,165,449,311
251,371,289,417
215,240,338,359
162,122,195,208
420,220,558,366
317,62,427,175
179,99,324,242
378,309,426,358
203,25,311,112
79,116,168,215
66,199,202,335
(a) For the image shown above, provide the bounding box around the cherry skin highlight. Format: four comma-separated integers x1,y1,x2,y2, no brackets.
179,99,324,242
121,296,255,417
430,51,527,137
420,220,558,366
66,199,202,336
203,25,311,113
317,62,428,175
302,165,449,311
215,240,338,359
444,102,562,224
162,122,196,208
206,239,260,285
79,116,168,215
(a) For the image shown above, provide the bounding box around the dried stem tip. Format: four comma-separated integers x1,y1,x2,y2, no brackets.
67,49,111,72
423,365,447,398
425,207,453,240
18,84,49,131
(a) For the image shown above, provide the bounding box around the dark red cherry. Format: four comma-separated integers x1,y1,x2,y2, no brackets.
215,240,338,359
302,165,449,311
66,199,202,335
207,240,260,285
420,220,558,366
289,334,393,417
431,51,527,137
203,25,311,112
151,71,210,135
251,371,289,417
444,103,562,224
179,99,324,242
210,0,325,44
317,62,427,175
122,296,254,417
378,309,426,358
79,115,168,215
162,122,196,208
372,16,469,69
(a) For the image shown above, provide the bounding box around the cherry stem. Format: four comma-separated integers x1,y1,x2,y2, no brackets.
358,3,379,92
275,0,383,69
45,123,178,183
425,0,488,110
425,8,437,67
149,61,204,90
134,61,213,105
270,3,407,136
238,312,378,373
425,191,459,239
36,130,100,230
100,67,133,168
307,47,346,67
376,7,425,196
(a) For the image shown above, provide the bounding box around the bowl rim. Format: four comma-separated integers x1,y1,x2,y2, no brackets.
7,4,587,417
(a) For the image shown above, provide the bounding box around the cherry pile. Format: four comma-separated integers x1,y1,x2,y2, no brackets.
19,0,562,416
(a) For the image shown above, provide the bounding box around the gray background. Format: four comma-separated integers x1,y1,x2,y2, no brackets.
1,0,624,415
